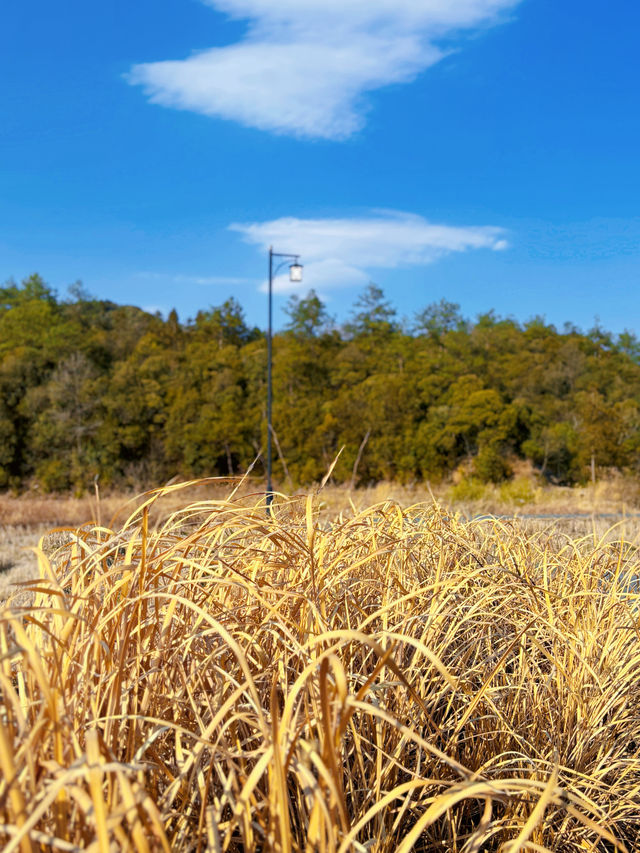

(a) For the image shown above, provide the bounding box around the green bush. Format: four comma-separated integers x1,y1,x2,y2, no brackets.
474,444,512,483
499,476,536,506
449,477,487,502
36,458,70,493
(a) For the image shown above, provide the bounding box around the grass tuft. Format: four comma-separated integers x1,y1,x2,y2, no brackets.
1,483,639,851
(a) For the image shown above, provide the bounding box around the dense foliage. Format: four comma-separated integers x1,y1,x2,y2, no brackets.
2,274,640,492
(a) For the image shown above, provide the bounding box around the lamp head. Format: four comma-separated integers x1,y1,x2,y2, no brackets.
289,262,303,283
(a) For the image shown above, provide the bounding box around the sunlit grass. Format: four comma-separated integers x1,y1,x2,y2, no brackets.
1,482,639,851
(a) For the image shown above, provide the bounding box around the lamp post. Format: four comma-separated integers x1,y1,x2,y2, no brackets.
267,246,303,513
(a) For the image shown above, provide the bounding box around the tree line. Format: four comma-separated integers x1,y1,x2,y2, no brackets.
1,273,639,493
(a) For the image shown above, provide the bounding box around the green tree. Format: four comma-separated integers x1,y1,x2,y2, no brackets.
413,299,466,339
29,353,102,491
193,298,256,348
346,284,397,339
284,290,333,338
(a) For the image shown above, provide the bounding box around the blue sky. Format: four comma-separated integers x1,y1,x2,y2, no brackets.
2,0,639,333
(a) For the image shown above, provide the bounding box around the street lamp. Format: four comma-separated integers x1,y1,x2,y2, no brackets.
267,246,303,512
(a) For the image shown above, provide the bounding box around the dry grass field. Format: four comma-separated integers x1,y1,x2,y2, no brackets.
1,479,639,850
0,482,243,604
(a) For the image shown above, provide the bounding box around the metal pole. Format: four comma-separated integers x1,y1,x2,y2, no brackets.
265,249,300,514
266,247,273,513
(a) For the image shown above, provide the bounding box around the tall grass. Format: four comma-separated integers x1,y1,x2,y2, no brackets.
1,482,639,851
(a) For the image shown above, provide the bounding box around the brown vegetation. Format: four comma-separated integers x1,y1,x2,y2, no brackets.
2,475,639,604
1,483,639,850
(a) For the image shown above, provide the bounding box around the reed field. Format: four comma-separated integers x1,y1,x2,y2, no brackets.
1,481,640,851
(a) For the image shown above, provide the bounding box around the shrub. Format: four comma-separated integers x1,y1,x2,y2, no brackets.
35,457,70,492
449,476,487,502
474,443,512,482
499,475,537,506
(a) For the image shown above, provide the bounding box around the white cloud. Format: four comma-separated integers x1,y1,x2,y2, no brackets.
172,274,253,286
232,210,508,292
137,271,253,286
128,0,521,139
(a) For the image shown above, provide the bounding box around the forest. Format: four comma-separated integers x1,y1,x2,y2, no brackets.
1,273,640,493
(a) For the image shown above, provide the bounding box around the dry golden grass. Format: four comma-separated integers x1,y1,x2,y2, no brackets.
317,476,640,519
0,482,255,604
0,481,254,529
0,492,122,529
1,481,639,851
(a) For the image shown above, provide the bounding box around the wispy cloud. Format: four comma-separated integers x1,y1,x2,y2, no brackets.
128,0,521,139
137,271,253,286
231,210,508,293
173,274,253,286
